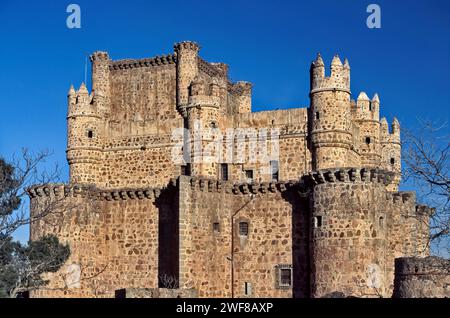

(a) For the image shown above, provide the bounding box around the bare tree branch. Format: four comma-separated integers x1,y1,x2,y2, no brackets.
402,120,450,256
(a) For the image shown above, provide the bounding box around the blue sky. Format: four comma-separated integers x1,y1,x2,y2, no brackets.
0,0,449,244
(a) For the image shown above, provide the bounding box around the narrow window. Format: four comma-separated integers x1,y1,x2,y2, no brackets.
245,170,253,182
390,158,395,165
379,216,384,229
239,222,249,236
270,160,279,181
315,112,320,120
221,164,228,181
87,130,94,139
314,216,323,228
369,102,372,111
244,282,252,296
213,222,220,233
365,137,371,145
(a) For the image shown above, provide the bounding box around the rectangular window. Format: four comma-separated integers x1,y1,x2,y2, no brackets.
213,222,220,233
275,264,293,289
239,222,249,236
181,164,191,176
221,164,228,181
365,137,371,145
270,160,279,181
245,170,253,182
87,130,94,139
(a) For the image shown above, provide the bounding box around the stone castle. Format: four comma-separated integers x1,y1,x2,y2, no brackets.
28,41,432,298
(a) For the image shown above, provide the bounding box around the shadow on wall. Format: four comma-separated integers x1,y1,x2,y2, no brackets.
283,187,311,298
156,185,180,289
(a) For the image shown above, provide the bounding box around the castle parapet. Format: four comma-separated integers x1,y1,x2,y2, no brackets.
393,257,450,298
305,167,394,186
109,54,177,71
186,176,299,195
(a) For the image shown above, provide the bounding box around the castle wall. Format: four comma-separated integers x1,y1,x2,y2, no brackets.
109,57,178,127
28,185,170,298
99,136,181,188
224,108,311,183
178,176,310,298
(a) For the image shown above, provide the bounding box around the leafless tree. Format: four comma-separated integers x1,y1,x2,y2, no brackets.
0,149,89,297
159,274,179,289
402,119,450,256
0,149,61,246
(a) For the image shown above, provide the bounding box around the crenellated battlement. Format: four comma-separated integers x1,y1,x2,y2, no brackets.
310,54,350,94
395,257,450,276
185,175,299,195
27,183,171,201
67,83,96,117
415,204,435,216
354,92,380,121
90,51,109,62
174,40,200,52
109,54,177,71
380,117,401,143
304,167,394,186
385,191,417,208
229,81,252,96
198,58,227,78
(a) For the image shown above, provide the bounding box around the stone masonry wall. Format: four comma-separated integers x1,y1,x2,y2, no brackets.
308,168,429,298
393,257,450,298
28,184,172,298
178,176,310,298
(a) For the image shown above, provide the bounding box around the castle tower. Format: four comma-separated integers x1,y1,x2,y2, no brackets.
66,83,103,185
174,41,200,116
90,51,111,117
310,54,352,170
186,77,221,178
309,168,390,298
380,117,401,191
356,92,381,167
234,81,253,113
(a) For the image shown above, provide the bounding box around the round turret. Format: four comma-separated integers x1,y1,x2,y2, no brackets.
309,168,390,298
186,77,221,178
356,92,381,167
174,41,200,114
309,54,352,170
67,83,103,185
